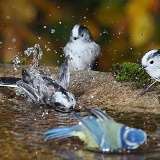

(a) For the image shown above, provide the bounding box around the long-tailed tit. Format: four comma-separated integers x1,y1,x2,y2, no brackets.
44,108,147,151
63,24,100,70
0,56,76,112
141,49,160,95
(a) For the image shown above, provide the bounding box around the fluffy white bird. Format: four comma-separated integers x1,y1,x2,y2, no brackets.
63,24,100,70
141,49,160,95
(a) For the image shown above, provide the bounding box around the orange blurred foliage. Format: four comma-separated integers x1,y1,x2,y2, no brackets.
0,0,160,71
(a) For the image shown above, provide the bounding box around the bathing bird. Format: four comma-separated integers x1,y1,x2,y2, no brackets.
44,108,147,151
0,56,76,112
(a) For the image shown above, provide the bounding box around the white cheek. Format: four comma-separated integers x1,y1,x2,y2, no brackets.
145,64,159,79
55,92,75,109
72,25,79,38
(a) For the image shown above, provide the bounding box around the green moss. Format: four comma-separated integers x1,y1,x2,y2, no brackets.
5,60,13,64
5,58,28,65
113,62,154,88
20,58,28,65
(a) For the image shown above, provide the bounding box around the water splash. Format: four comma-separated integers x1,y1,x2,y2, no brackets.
12,55,21,72
24,44,43,74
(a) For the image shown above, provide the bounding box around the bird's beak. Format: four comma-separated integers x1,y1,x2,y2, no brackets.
142,65,147,69
73,37,78,40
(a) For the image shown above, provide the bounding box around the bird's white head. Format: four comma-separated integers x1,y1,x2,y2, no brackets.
141,49,160,81
50,91,76,112
70,24,93,42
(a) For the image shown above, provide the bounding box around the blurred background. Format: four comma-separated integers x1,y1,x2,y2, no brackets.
0,0,160,71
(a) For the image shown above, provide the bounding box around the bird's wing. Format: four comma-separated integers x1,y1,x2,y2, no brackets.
44,126,77,141
84,107,114,121
16,80,43,104
0,77,21,87
91,108,114,121
21,68,32,84
72,111,109,149
58,55,70,90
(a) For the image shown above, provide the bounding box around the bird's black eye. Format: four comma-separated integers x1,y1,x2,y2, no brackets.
81,33,84,37
150,60,154,64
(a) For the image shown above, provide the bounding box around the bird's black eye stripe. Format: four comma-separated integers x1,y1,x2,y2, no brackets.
79,25,88,33
147,49,160,62
78,25,93,41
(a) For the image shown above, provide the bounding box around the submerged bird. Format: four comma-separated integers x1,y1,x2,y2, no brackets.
63,24,100,70
44,108,147,151
141,49,160,95
0,56,76,112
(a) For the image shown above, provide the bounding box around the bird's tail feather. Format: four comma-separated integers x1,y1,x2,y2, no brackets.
0,77,21,87
44,126,75,141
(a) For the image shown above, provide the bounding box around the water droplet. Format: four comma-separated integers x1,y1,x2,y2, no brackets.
47,48,50,51
50,73,55,80
51,29,55,33
59,22,61,24
6,16,11,19
103,30,108,34
8,47,13,51
44,26,46,28
54,50,57,54
42,66,50,75
12,38,16,42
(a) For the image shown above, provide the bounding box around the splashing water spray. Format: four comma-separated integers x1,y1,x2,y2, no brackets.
24,44,43,74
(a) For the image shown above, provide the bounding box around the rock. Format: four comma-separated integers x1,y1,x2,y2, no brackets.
0,64,160,114
70,70,160,114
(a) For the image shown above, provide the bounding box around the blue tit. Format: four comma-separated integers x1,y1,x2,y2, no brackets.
0,56,76,112
44,108,147,151
63,24,100,70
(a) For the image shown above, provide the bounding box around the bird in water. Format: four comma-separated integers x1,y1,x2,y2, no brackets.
0,56,76,112
44,108,147,151
63,24,101,70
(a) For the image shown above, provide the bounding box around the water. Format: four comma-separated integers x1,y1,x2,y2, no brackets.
0,87,160,160
1,45,160,159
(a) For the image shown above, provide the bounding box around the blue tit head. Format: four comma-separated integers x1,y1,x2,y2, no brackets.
141,49,160,81
122,127,147,149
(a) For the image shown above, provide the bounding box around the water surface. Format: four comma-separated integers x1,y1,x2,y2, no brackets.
0,87,160,160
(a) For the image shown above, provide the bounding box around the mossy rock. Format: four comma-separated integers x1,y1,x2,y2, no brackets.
113,62,155,88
